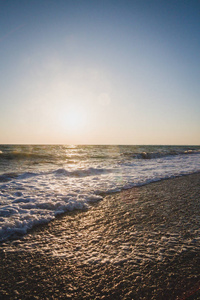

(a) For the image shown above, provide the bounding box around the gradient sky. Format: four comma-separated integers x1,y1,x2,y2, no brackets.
0,0,200,145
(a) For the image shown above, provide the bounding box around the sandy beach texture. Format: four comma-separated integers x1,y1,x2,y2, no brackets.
0,173,200,299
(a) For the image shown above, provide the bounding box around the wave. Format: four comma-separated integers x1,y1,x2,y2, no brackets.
0,151,107,164
54,167,113,177
0,151,55,161
0,166,113,183
121,149,200,160
1,146,199,165
0,172,19,182
0,171,40,183
0,151,119,163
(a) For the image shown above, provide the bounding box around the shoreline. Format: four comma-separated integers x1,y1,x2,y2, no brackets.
1,173,200,299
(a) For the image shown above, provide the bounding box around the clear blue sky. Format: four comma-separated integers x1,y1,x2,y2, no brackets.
0,0,200,144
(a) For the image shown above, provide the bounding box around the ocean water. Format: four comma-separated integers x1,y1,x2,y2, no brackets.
0,145,200,242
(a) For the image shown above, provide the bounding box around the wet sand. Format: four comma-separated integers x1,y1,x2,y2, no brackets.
0,173,200,299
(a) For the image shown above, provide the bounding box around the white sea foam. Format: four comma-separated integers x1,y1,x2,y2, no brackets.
0,145,200,242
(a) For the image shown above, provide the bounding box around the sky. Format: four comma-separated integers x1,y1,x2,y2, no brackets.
0,0,200,145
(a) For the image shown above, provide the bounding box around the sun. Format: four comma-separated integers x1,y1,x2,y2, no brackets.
67,110,85,130
61,107,87,133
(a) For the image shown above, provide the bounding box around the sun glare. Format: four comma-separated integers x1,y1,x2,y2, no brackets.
63,108,87,132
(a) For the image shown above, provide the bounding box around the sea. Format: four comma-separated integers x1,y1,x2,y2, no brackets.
0,145,200,242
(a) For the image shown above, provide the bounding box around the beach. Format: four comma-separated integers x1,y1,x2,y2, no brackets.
0,172,200,299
